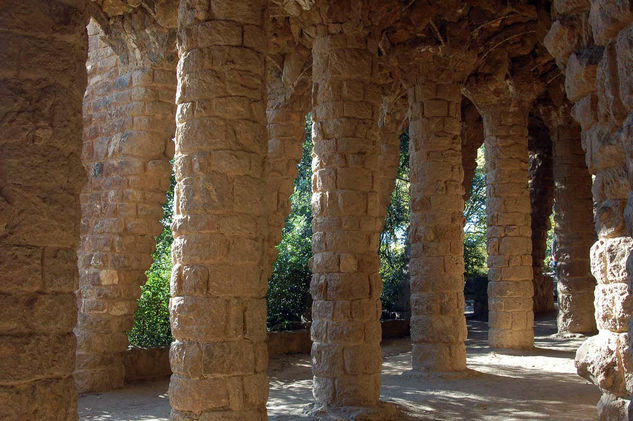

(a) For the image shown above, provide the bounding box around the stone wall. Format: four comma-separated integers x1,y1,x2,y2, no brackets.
0,1,88,418
75,20,175,393
546,0,633,417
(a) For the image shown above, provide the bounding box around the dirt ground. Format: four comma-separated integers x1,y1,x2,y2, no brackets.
79,315,600,420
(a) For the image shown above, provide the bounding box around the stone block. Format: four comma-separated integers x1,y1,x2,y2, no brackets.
589,0,633,45
565,49,601,102
169,374,229,412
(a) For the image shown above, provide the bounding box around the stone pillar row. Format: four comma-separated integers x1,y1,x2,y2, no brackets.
482,106,534,349
169,0,270,419
0,0,88,419
407,79,467,372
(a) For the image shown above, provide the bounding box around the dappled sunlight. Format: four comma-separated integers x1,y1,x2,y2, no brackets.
79,317,598,421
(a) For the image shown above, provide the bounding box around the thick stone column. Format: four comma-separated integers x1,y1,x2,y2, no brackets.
551,119,596,334
482,106,534,349
0,0,88,419
408,81,467,372
546,2,633,416
310,30,394,416
75,21,176,393
168,1,269,419
528,117,555,314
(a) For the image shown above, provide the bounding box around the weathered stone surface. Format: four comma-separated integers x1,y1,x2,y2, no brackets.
551,118,597,334
75,20,176,393
168,0,270,418
528,116,555,314
550,0,633,412
310,27,390,411
0,0,88,418
483,106,535,349
577,332,633,397
408,79,467,372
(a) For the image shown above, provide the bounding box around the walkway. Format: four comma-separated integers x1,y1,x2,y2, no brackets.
79,316,599,420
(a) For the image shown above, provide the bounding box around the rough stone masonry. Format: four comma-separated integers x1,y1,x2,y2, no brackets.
2,0,633,420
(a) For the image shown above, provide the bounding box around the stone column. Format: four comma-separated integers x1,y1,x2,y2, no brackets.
75,21,176,392
0,0,87,419
264,53,311,269
461,100,484,202
528,118,555,314
482,106,534,349
546,1,633,417
168,0,269,419
408,80,467,372
310,30,394,416
550,119,596,334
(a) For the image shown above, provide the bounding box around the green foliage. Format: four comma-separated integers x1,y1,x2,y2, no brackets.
266,116,313,331
128,175,174,348
543,211,555,276
463,147,488,279
379,132,410,314
129,123,491,339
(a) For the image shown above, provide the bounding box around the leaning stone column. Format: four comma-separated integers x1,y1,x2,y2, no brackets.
309,29,394,417
168,1,269,419
482,105,534,349
264,51,311,269
528,118,555,314
0,0,87,418
75,21,176,393
546,2,633,417
407,78,467,372
550,117,596,334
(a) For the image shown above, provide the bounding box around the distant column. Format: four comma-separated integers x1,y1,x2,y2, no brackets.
551,120,596,334
408,80,467,372
482,106,534,349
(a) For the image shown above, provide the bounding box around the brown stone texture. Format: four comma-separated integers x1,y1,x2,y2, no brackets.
0,0,88,419
75,21,176,393
482,106,535,349
461,99,484,202
546,0,633,416
528,116,555,314
551,117,596,334
263,49,311,271
310,29,386,409
408,81,467,372
168,0,270,419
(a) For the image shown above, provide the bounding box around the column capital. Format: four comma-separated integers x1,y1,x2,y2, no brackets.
397,46,477,87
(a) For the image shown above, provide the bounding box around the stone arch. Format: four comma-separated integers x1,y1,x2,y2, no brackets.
74,16,177,392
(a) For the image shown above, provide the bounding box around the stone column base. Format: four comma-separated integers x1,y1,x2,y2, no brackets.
600,393,630,421
304,401,400,420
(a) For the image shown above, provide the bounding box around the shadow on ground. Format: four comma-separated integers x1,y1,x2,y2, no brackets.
79,315,599,420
